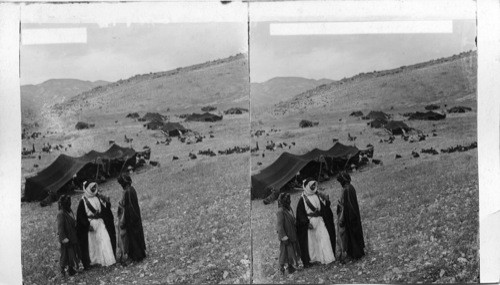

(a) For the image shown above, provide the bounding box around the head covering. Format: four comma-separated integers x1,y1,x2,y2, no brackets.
83,181,98,198
58,195,71,212
302,178,318,196
337,171,351,186
118,172,132,187
277,193,291,209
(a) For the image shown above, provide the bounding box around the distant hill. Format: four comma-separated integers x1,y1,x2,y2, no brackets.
251,77,333,108
21,79,109,129
272,51,477,116
50,53,249,129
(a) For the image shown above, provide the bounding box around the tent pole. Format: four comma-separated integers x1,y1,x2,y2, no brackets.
119,155,129,176
95,157,100,180
317,156,323,183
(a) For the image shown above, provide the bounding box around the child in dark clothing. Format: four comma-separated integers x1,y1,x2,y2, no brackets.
276,193,301,275
57,195,81,276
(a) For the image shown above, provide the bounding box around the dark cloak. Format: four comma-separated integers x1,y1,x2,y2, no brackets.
339,183,365,259
276,207,301,266
121,185,146,261
57,209,81,270
76,196,116,268
296,194,336,265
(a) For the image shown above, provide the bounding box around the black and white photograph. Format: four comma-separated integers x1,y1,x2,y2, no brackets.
2,0,500,284
18,3,251,284
249,2,479,283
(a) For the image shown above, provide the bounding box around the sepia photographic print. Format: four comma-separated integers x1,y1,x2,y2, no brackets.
1,0,500,284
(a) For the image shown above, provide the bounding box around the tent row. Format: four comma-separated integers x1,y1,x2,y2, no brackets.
23,144,137,202
251,142,363,199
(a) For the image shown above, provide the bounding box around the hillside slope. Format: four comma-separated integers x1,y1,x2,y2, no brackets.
271,51,476,116
250,50,478,283
49,54,249,131
21,79,109,129
251,77,333,108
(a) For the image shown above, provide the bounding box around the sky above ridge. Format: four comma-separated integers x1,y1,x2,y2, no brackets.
250,20,476,83
21,18,476,85
21,22,248,85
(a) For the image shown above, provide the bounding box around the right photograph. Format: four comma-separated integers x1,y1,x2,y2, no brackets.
249,2,478,283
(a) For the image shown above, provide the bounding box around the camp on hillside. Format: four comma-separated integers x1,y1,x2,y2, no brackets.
23,144,137,202
201,105,217,112
185,112,223,122
425,104,440,110
362,111,391,121
350,111,364,117
139,112,166,122
162,122,189,137
144,120,164,130
251,142,366,200
299,120,319,128
409,111,446,121
368,118,388,128
448,106,472,113
224,107,249,115
75,122,95,130
384,120,411,135
126,112,140,119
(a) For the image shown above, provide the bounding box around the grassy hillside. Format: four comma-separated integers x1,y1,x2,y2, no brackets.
49,54,249,131
251,77,333,110
250,51,478,283
265,51,476,118
21,79,109,130
21,54,251,284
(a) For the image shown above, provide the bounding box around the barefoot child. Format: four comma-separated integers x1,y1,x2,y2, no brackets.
57,195,81,276
276,193,301,275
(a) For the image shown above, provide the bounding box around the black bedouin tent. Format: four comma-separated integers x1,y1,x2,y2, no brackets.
224,107,249,115
362,111,390,121
251,142,360,199
425,104,440,111
350,111,364,117
185,112,223,122
139,112,166,122
384,120,411,135
162,122,188,136
409,111,446,121
447,106,472,113
368,118,388,128
144,120,164,130
23,144,136,202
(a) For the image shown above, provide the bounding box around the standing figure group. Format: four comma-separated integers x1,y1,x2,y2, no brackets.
275,171,365,275
56,173,146,277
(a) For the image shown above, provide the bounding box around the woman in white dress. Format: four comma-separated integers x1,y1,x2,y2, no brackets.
296,178,336,266
76,181,116,267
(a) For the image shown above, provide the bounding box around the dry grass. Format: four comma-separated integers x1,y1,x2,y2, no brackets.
250,52,478,283
21,54,251,284
21,114,251,284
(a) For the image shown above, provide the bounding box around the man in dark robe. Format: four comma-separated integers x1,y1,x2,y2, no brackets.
296,178,336,267
337,171,365,260
76,181,117,269
117,173,146,262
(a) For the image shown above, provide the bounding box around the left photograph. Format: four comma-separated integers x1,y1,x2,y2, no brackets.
20,3,250,284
